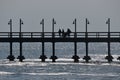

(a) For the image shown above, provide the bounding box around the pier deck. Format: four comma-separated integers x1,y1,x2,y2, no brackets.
0,32,120,42
0,32,120,62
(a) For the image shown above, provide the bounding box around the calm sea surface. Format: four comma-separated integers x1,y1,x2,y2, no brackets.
0,43,120,80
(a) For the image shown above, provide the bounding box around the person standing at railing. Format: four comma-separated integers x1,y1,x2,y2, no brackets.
67,28,72,37
58,28,71,38
62,29,64,38
58,29,62,36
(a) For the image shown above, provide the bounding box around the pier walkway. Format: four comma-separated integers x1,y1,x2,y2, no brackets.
0,32,120,62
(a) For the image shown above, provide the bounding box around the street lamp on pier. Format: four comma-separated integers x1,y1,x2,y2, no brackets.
17,18,25,62
7,19,15,61
105,18,113,62
72,18,80,62
39,19,47,62
50,18,57,62
83,18,91,63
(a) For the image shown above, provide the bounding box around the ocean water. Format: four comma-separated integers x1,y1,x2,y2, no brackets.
0,42,120,80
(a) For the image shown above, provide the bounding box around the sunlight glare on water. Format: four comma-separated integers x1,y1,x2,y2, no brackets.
0,43,120,80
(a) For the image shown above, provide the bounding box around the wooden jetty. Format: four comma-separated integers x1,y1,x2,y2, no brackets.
0,18,120,63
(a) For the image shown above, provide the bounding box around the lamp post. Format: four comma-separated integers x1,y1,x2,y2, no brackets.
7,19,15,61
72,18,79,62
83,18,91,63
8,19,12,38
17,18,25,62
105,18,113,62
85,18,89,38
40,19,45,38
73,18,77,37
19,19,23,38
50,18,57,62
39,19,47,62
52,18,56,38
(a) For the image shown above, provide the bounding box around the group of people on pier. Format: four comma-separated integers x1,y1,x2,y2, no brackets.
58,28,72,38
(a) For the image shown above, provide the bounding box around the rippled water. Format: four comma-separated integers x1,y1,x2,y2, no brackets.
0,43,120,80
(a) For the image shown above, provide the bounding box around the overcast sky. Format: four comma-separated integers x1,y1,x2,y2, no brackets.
0,0,120,32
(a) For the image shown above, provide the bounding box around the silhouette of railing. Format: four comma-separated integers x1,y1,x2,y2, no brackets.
0,32,120,38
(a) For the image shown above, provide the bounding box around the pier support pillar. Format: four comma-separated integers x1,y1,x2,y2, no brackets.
105,42,113,62
17,42,25,62
50,42,57,62
83,42,91,63
72,42,79,62
39,42,47,62
7,42,15,61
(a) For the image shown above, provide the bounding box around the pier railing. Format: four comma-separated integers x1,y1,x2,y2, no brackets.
0,32,120,38
1,32,120,62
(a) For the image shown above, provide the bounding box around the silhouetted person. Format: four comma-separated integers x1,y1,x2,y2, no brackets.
67,28,72,37
62,29,65,38
58,29,62,36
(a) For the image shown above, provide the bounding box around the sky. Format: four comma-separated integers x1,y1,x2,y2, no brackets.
0,0,120,32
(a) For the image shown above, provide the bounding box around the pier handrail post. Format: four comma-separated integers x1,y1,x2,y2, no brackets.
72,18,79,62
17,18,25,62
105,18,113,62
39,19,47,62
7,19,15,61
83,18,91,63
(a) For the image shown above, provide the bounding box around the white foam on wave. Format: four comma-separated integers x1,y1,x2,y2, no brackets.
0,71,14,75
78,73,119,77
23,72,72,76
0,59,48,67
0,58,120,67
22,72,119,77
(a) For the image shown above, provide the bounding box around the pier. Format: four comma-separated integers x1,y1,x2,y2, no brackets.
0,18,120,62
